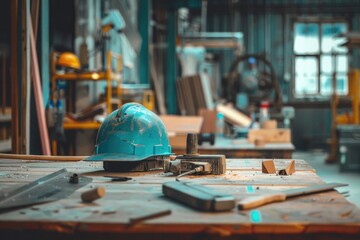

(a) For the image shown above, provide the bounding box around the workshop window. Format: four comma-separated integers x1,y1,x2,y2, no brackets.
293,21,348,97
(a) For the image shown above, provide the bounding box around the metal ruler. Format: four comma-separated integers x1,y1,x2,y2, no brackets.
0,168,92,211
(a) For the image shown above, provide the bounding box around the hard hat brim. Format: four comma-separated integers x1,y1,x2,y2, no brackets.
83,152,170,162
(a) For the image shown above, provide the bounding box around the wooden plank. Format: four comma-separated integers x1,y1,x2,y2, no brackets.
173,137,294,158
0,167,320,186
0,158,312,172
183,76,196,115
11,0,19,154
248,129,291,143
216,103,251,127
30,0,39,41
0,153,85,161
175,79,186,115
29,19,51,155
1,49,6,115
179,77,195,115
198,108,216,133
187,76,200,112
194,75,207,109
20,0,30,154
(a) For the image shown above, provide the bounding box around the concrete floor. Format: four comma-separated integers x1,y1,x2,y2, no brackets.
294,150,360,208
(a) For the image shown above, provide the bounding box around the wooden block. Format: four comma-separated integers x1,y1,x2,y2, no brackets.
262,159,276,174
261,120,277,129
278,160,296,175
81,187,106,203
248,129,291,143
254,138,266,147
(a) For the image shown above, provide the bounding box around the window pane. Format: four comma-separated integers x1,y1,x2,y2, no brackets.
321,23,348,53
336,74,348,94
337,55,348,73
321,55,333,74
320,74,348,95
295,75,318,94
320,74,332,95
295,57,318,76
294,23,319,54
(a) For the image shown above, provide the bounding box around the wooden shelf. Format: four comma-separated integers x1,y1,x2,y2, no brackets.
53,71,121,82
50,51,122,155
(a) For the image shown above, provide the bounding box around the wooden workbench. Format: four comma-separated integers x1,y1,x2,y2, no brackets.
0,158,359,240
173,137,295,158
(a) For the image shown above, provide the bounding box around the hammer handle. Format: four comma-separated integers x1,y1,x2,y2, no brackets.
237,192,287,210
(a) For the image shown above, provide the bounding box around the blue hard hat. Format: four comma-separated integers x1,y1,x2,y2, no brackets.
85,103,172,161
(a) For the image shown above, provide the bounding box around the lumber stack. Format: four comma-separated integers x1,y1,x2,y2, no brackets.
176,75,210,116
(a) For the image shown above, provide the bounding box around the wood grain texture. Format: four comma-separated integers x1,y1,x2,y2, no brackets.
248,129,292,143
0,158,359,239
173,137,294,158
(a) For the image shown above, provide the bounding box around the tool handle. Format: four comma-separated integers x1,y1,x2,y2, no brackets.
238,192,287,210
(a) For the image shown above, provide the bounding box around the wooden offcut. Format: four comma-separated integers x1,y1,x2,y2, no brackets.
262,159,276,174
216,103,251,127
81,187,106,203
248,129,291,143
278,160,296,175
254,138,266,147
261,120,277,129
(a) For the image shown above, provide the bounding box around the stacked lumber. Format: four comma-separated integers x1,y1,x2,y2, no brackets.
176,75,212,116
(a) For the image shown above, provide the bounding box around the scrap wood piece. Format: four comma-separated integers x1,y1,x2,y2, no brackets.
254,138,266,147
248,129,291,143
262,159,276,174
278,160,296,175
81,187,106,203
216,103,251,127
261,120,277,129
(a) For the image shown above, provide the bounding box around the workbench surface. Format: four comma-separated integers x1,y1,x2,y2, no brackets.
0,158,359,240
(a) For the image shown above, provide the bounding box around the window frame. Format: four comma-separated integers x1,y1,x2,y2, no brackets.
292,17,349,98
